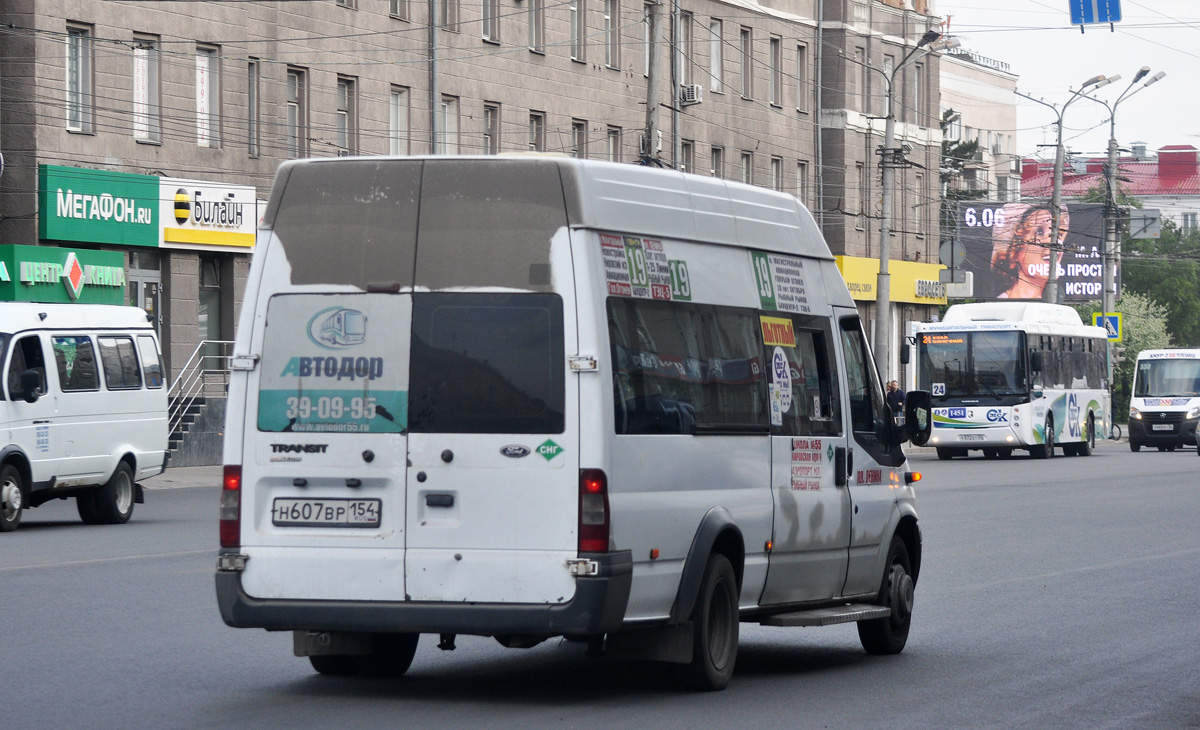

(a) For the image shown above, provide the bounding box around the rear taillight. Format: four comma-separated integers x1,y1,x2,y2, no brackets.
579,468,610,553
219,465,241,548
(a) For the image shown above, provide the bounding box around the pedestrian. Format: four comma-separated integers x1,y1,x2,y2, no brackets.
886,380,904,421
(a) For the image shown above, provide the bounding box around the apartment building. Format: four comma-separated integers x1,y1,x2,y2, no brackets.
0,0,950,397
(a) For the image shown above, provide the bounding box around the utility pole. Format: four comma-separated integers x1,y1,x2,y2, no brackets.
642,0,663,165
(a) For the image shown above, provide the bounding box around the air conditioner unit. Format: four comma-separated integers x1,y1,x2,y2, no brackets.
991,143,1002,155
336,149,351,157
680,84,703,105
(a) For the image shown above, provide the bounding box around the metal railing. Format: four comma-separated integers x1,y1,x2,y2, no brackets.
168,340,234,440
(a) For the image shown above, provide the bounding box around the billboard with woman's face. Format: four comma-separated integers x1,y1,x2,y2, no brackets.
955,202,1110,300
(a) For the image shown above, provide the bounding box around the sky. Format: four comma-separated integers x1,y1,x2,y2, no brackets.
933,0,1198,161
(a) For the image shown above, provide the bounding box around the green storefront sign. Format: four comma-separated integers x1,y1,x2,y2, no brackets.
0,245,126,305
38,165,159,247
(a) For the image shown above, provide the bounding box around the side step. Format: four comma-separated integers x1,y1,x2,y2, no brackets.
759,603,890,627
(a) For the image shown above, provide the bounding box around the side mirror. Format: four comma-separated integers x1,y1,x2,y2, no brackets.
900,343,911,365
905,390,932,446
19,369,41,404
1030,350,1043,373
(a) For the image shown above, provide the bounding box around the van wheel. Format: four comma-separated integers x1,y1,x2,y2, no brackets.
94,462,135,525
354,633,419,677
858,535,914,655
77,491,103,525
982,448,999,459
309,655,359,676
936,448,953,460
0,464,24,533
680,554,739,691
1130,442,1141,453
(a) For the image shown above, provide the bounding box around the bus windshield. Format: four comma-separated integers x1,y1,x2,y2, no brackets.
1134,358,1200,398
918,331,1027,398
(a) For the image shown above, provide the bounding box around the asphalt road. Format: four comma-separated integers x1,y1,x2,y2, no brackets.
4,441,1198,730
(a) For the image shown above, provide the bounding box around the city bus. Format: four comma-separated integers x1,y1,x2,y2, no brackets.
908,302,1108,459
1128,348,1200,452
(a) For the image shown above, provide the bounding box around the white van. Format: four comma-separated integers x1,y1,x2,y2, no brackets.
0,303,168,531
216,157,931,690
1128,348,1200,452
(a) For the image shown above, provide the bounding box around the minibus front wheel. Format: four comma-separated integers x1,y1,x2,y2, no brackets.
0,464,24,532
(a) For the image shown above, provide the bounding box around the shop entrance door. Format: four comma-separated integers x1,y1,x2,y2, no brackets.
127,251,161,333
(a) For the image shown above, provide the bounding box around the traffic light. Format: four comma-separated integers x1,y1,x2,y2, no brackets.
1113,346,1126,365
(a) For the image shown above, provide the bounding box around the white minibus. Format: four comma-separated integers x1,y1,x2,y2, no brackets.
1128,348,1200,452
216,156,932,690
0,303,168,531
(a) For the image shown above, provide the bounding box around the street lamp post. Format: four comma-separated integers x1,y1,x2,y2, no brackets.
1084,67,1165,436
1015,74,1114,304
868,30,959,380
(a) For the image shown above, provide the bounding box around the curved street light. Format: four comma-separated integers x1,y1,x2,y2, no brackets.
1014,74,1116,304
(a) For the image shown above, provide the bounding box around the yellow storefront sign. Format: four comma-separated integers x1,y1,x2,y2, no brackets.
834,256,948,305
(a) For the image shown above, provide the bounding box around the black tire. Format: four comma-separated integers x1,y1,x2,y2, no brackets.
858,535,915,655
998,448,1013,459
1167,445,1176,452
0,463,24,533
936,448,953,461
982,448,999,460
309,654,359,676
354,633,419,678
94,462,135,525
76,491,104,524
1033,417,1055,459
1130,442,1141,453
680,554,739,691
1078,415,1094,457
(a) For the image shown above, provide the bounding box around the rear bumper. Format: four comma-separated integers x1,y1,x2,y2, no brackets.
1128,418,1198,447
215,550,632,637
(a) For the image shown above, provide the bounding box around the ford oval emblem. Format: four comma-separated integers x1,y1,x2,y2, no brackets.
500,444,531,458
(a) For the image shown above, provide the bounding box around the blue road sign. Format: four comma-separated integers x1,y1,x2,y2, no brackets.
1069,0,1122,25
1092,313,1123,342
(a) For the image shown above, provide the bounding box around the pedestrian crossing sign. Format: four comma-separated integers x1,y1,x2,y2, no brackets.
1092,313,1122,342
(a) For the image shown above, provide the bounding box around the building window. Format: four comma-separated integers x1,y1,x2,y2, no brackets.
708,20,723,92
132,35,160,142
440,0,458,30
336,76,357,153
390,86,410,155
769,36,782,106
855,162,867,229
66,24,94,132
570,0,586,60
439,95,460,153
711,146,723,177
572,119,588,158
680,140,694,173
196,46,221,148
795,44,808,111
607,126,621,161
915,172,926,238
529,112,546,151
286,67,308,158
880,55,894,116
605,0,620,68
529,0,545,51
1184,212,1198,232
199,257,222,350
483,103,500,154
771,156,783,191
853,46,866,112
336,0,356,8
247,59,260,156
739,27,752,98
740,151,752,184
678,11,693,86
390,0,409,20
797,161,809,206
482,0,500,41
913,63,925,125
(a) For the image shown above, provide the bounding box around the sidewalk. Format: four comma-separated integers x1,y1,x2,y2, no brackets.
143,465,223,490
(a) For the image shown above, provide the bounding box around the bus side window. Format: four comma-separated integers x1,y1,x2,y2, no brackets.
138,336,164,389
52,336,99,392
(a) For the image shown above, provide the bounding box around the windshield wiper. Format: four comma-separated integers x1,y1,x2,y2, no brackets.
975,372,1001,400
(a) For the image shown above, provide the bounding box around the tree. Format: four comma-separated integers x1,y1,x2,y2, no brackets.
1121,219,1200,347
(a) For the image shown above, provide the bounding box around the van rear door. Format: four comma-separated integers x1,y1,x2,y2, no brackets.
242,292,411,602
404,292,578,604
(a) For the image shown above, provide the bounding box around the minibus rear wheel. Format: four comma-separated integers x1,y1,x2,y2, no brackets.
94,462,135,525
